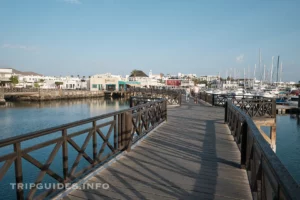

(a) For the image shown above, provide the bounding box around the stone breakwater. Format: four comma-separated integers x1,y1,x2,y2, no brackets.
6,90,105,101
0,89,5,105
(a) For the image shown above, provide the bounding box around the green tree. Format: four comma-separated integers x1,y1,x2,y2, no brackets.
192,78,207,86
159,73,164,83
9,76,19,86
39,79,44,83
130,69,138,81
55,82,63,88
34,82,40,88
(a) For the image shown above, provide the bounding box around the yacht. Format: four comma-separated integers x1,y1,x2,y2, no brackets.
231,88,253,99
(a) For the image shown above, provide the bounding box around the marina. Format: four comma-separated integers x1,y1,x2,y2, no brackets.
1,1,300,199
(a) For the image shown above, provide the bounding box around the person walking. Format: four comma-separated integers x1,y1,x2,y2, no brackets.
186,88,190,102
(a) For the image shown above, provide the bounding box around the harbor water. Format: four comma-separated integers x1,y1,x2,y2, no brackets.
263,115,300,183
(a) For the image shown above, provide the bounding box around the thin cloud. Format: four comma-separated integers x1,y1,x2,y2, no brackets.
236,54,244,63
63,0,82,4
1,44,38,52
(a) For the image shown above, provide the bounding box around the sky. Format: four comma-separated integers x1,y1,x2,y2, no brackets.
0,0,299,81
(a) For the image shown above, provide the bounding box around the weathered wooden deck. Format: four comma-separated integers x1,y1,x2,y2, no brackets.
63,101,252,200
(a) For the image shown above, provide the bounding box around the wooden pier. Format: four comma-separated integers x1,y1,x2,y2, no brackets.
59,101,252,200
276,105,300,115
1,93,299,200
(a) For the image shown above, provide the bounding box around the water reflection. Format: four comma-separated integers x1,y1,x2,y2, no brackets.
289,114,300,126
275,115,300,184
0,98,129,139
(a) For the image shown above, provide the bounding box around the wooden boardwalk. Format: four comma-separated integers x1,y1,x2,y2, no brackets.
63,101,252,200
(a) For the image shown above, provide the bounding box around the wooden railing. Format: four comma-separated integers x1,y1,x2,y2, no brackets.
199,92,267,106
198,93,276,118
0,99,167,199
233,98,276,118
225,101,300,200
129,96,163,107
127,88,182,105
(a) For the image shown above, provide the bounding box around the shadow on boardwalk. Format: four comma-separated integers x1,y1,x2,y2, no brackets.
64,101,252,200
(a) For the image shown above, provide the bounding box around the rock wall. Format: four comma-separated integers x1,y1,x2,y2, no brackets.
15,90,105,101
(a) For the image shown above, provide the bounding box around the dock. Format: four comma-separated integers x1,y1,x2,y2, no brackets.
61,101,252,200
276,105,300,114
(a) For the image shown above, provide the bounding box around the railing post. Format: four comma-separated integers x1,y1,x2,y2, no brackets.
124,111,133,152
92,121,97,163
117,114,122,150
272,98,276,118
224,101,228,123
298,95,300,108
240,122,248,169
62,129,68,181
14,142,24,200
270,124,277,152
114,115,117,151
212,94,215,106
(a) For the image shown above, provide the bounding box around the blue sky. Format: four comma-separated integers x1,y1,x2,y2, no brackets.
0,0,299,81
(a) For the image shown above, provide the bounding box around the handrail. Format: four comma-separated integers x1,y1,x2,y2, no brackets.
0,99,167,199
225,100,300,200
0,99,165,147
199,92,276,117
128,88,182,105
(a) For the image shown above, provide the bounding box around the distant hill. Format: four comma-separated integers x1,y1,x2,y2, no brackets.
0,67,43,76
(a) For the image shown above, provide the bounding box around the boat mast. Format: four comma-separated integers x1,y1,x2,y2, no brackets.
276,55,280,84
263,64,266,83
270,56,274,84
259,49,262,87
254,64,256,80
244,68,246,89
280,62,283,83
226,69,228,80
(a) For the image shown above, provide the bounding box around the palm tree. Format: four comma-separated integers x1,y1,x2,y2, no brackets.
159,73,164,83
131,70,138,81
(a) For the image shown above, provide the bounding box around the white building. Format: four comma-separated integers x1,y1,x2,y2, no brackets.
199,75,220,83
211,80,238,89
88,73,124,91
128,70,156,88
0,68,13,87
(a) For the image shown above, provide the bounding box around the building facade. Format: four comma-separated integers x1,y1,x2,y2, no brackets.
88,73,122,91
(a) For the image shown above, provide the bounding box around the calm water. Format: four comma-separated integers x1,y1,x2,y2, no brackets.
0,98,129,199
0,98,129,139
269,115,300,183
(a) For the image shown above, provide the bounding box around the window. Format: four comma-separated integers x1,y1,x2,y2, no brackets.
92,84,97,88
